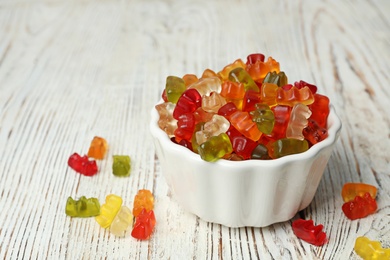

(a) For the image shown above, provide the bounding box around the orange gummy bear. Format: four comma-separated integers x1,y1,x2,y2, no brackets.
87,136,108,160
133,189,154,217
217,59,246,81
342,183,377,202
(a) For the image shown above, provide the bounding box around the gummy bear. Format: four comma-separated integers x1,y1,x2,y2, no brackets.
260,82,279,107
218,102,239,119
198,133,233,162
133,189,154,217
220,81,245,109
251,144,271,160
230,134,258,160
191,122,205,153
263,71,288,87
178,138,193,151
174,112,196,142
292,219,327,246
195,114,230,145
201,68,218,79
173,88,202,120
294,80,317,95
242,90,261,112
87,136,108,160
202,92,227,113
131,208,156,240
165,76,186,104
228,67,259,92
188,77,222,97
308,94,330,128
354,236,390,260
182,74,199,86
246,53,265,65
294,80,317,94
112,155,131,177
68,153,98,176
229,110,262,141
341,183,377,202
110,206,133,237
286,103,312,140
95,194,123,228
265,105,291,141
249,103,275,135
155,102,178,137
302,118,328,145
276,86,315,107
217,59,246,81
267,138,309,159
193,107,215,124
245,56,280,83
65,196,100,217
342,192,377,220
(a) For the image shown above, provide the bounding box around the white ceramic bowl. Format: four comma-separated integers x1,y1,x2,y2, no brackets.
150,104,342,227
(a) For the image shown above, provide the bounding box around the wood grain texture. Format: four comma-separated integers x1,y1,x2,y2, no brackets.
0,0,389,259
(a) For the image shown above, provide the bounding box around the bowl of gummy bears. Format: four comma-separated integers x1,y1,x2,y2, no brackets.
150,53,342,227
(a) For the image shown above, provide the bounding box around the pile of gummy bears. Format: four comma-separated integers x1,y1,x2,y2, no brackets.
291,182,389,260
66,136,156,240
156,53,329,162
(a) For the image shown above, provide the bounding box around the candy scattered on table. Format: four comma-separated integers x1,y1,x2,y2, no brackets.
110,206,133,237
354,236,390,260
131,190,156,240
95,194,123,228
131,208,156,240
65,196,100,217
112,155,131,177
132,189,154,217
292,219,327,246
341,183,377,202
87,136,108,160
340,182,378,220
156,53,331,161
68,152,98,176
342,192,377,220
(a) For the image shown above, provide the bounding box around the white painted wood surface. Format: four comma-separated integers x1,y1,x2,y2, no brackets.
0,0,389,259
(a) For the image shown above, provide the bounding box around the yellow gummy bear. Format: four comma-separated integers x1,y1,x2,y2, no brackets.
354,236,390,260
110,206,133,237
95,194,122,228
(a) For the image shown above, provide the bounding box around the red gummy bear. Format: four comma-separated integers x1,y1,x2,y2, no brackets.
242,90,261,112
173,88,202,120
226,125,257,159
303,119,328,145
246,53,265,65
67,153,98,176
131,209,156,240
174,113,196,142
294,80,318,94
342,192,377,220
292,219,327,246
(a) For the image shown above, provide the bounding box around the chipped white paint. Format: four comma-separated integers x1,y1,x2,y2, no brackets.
0,0,389,259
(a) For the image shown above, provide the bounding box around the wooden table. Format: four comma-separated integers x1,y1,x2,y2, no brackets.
1,0,389,259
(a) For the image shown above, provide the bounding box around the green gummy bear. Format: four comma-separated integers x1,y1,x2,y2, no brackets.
263,71,288,87
191,122,205,154
228,67,259,92
251,144,271,160
65,196,100,217
165,76,186,104
250,103,275,134
112,155,131,177
269,138,309,158
198,133,233,162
